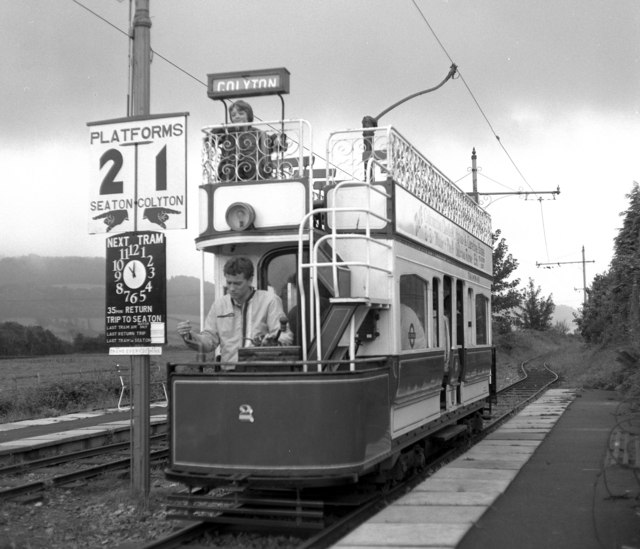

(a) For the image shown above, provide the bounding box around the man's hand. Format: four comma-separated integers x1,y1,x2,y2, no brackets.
177,320,192,341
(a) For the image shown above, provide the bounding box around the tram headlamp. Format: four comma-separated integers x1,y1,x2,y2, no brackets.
225,202,255,231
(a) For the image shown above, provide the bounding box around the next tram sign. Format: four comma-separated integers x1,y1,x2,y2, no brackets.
207,67,290,100
87,113,188,234
106,230,166,354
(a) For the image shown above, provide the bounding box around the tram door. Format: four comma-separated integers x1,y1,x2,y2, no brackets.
260,250,299,341
259,248,330,350
443,276,464,400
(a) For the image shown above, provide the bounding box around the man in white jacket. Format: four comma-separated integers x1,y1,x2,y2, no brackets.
177,256,293,364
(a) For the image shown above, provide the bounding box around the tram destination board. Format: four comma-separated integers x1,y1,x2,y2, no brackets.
105,231,166,350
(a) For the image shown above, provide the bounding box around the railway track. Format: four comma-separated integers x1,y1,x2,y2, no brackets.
484,359,559,428
137,361,560,549
0,435,167,502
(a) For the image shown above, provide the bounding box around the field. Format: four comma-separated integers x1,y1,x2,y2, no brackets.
0,347,197,390
0,346,200,421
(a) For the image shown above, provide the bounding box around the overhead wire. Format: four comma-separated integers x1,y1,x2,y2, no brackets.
71,0,352,179
71,0,208,90
73,0,545,206
410,0,536,195
538,198,551,261
479,173,518,192
410,0,552,257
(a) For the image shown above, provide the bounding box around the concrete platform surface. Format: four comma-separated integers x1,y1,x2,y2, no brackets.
333,389,640,549
458,389,640,549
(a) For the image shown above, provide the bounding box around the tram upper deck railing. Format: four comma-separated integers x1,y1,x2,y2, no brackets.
201,119,313,186
200,120,492,246
325,126,493,246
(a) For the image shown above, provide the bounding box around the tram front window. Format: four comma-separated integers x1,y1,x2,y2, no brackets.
262,252,298,317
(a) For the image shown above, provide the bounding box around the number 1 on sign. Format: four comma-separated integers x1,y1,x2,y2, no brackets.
99,145,168,196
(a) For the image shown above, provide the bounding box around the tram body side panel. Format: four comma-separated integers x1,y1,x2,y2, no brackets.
462,346,493,384
168,369,391,477
460,345,493,403
391,350,444,436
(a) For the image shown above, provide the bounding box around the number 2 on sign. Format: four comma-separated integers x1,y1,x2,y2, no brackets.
99,145,167,195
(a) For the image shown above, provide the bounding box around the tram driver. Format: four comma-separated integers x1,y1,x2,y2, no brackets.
177,256,293,367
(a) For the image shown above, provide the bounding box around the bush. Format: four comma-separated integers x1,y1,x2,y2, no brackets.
0,379,115,421
0,377,166,422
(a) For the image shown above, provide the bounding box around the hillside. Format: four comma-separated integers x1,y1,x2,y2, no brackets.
0,255,213,343
553,304,579,332
0,255,583,344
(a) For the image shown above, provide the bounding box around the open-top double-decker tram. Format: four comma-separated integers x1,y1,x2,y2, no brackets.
165,89,496,504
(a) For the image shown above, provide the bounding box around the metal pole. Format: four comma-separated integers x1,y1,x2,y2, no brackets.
130,0,152,502
471,148,478,204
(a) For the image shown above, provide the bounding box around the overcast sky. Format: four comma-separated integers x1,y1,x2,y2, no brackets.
1,0,639,309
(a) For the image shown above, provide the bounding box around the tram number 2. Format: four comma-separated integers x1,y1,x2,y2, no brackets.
99,146,167,195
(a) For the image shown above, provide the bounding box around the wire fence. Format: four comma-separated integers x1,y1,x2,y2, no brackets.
0,364,167,394
0,368,115,394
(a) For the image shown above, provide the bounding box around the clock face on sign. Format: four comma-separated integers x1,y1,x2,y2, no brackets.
123,259,147,290
110,241,158,305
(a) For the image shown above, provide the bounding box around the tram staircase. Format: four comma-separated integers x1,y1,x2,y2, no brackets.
299,178,393,366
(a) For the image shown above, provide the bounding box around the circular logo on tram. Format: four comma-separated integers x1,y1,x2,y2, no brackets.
408,323,416,348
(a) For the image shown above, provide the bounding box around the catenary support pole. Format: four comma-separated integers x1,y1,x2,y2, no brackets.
471,148,478,204
582,246,587,308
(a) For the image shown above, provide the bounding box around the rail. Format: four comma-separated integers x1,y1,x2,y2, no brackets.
325,125,492,246
201,118,314,187
168,356,389,376
297,178,393,366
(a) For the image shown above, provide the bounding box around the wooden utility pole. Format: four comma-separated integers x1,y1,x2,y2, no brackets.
130,0,152,501
536,246,595,309
581,245,588,307
131,0,151,117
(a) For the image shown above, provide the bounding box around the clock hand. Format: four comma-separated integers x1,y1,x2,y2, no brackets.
129,264,136,278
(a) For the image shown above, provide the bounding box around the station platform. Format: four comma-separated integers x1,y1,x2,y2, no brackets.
334,389,640,549
0,404,167,463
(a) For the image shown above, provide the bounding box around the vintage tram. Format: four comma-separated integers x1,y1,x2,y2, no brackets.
165,109,496,494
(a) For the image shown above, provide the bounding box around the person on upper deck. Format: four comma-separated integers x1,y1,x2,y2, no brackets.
177,256,293,366
215,100,288,182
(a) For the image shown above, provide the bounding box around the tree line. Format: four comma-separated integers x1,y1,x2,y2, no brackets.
576,182,640,346
0,322,107,357
491,229,556,334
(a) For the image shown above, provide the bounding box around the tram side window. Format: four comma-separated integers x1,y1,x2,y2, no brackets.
456,279,464,347
475,294,489,345
400,275,428,351
432,278,440,347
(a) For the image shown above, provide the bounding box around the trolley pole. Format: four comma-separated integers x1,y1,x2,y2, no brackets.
130,0,152,502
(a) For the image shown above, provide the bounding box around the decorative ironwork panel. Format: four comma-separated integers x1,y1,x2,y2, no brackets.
326,127,492,245
201,119,311,185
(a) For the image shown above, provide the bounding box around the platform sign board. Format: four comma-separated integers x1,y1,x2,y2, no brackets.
88,113,188,234
207,67,290,100
105,231,166,353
